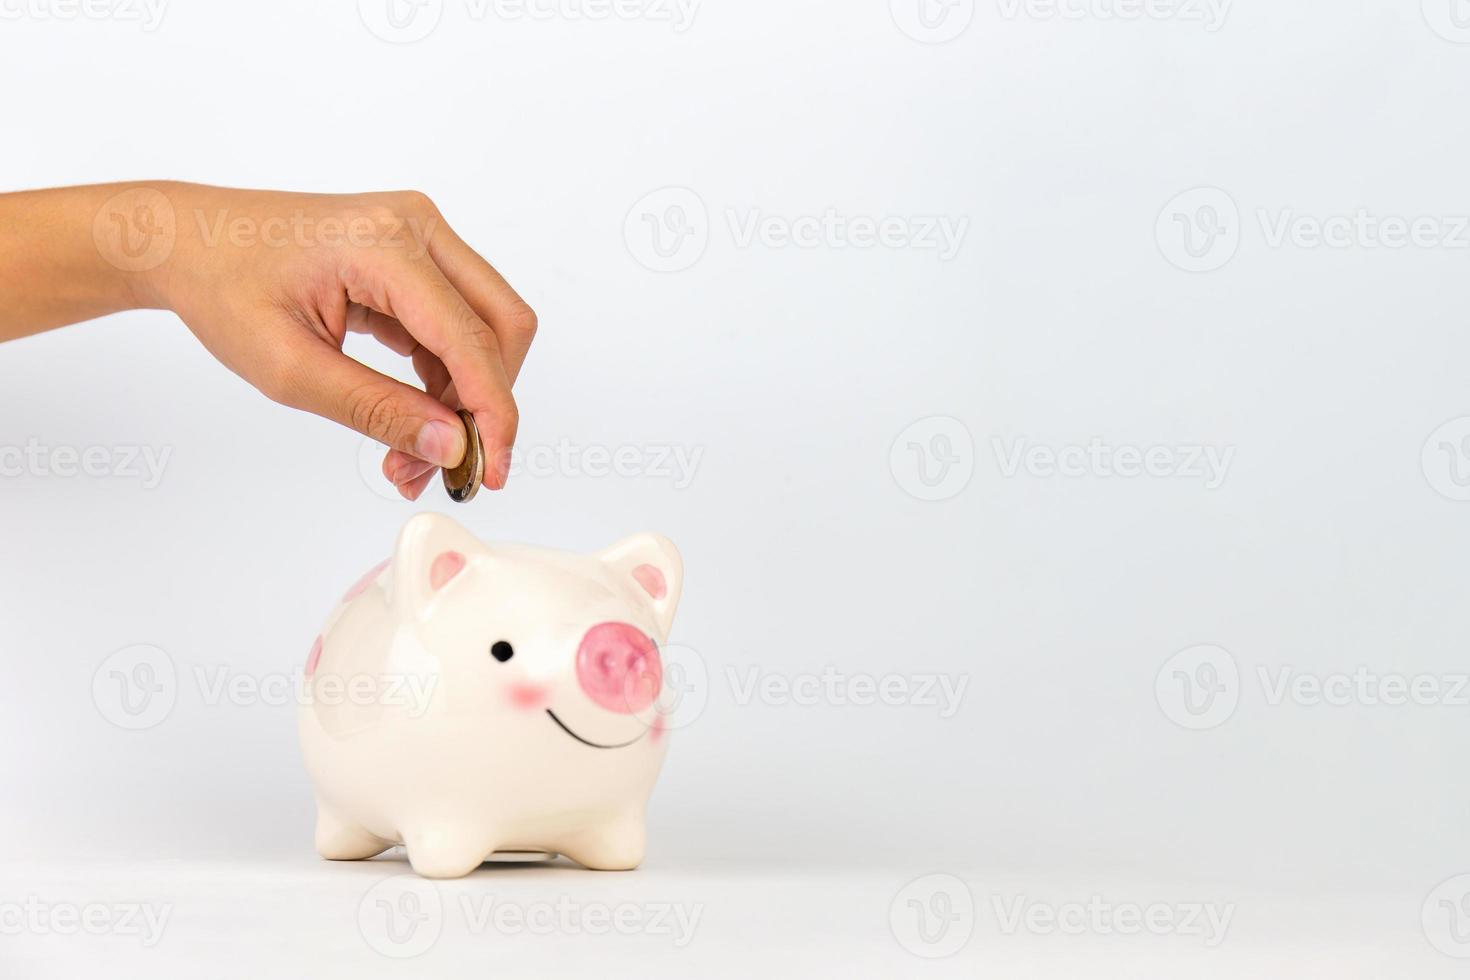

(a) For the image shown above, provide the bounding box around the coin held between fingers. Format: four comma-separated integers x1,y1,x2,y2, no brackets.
442,408,484,503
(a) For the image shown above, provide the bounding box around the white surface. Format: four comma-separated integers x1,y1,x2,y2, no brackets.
4,0,1470,973
0,858,1456,978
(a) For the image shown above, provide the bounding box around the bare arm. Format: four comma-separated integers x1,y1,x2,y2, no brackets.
0,182,537,498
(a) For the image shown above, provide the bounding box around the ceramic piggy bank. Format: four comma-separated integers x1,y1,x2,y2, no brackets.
298,513,681,878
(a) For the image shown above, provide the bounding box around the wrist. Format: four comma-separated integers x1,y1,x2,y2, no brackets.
88,181,190,313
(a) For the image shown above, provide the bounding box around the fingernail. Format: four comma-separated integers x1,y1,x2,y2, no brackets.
382,452,412,484
388,458,434,486
486,446,512,490
415,419,464,469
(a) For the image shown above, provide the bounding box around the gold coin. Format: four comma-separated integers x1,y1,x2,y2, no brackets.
442,408,484,503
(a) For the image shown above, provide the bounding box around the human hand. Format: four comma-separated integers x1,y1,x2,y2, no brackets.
131,183,536,499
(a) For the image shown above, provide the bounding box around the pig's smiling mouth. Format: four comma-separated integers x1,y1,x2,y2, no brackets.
545,709,646,749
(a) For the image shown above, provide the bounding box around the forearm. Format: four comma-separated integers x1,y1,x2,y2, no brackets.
0,180,532,498
0,183,171,341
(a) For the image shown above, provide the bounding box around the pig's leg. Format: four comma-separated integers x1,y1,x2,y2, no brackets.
403,825,497,879
315,801,393,861
558,811,646,871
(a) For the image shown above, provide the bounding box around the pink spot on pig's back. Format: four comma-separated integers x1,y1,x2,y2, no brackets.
305,636,323,677
342,558,390,604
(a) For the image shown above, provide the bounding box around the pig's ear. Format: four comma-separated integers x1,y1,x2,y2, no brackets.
390,513,485,619
599,533,683,639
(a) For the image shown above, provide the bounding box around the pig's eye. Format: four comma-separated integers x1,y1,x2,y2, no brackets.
490,641,515,663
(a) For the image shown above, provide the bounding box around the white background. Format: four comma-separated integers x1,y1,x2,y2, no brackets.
3,0,1470,975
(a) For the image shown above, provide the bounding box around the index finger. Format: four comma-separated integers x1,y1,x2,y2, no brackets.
418,211,538,385
352,252,518,490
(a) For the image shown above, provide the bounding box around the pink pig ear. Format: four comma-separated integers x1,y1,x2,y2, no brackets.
390,513,486,619
598,533,683,640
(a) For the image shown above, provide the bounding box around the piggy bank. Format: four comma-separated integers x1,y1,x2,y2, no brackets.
298,513,681,878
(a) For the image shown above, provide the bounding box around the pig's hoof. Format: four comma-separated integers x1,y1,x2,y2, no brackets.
315,806,393,861
404,828,493,879
559,818,645,871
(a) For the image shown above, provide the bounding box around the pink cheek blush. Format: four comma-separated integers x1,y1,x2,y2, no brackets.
341,558,390,603
305,636,323,678
508,684,548,710
651,714,666,743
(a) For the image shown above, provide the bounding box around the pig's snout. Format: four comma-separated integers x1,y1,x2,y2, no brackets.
576,622,662,714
